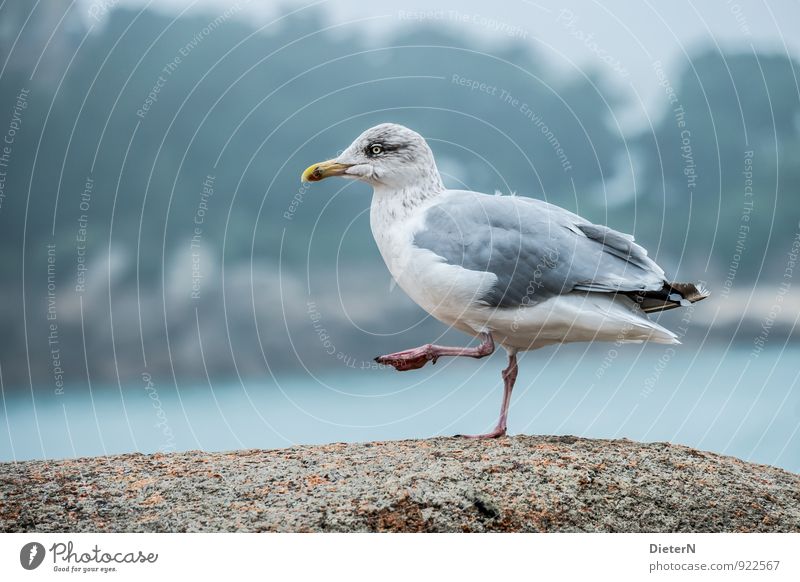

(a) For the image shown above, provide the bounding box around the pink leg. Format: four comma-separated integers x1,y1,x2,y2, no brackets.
459,352,518,439
375,333,494,371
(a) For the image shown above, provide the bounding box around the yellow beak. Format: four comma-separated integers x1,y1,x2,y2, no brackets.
300,159,351,182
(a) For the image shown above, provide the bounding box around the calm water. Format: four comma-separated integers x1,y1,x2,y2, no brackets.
1,344,798,473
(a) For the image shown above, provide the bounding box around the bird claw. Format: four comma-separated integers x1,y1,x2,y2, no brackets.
374,351,435,371
454,428,507,439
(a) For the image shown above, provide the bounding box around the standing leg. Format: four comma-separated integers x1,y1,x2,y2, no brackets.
375,333,494,371
460,350,518,439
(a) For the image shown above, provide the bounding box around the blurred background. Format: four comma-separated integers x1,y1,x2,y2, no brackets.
0,0,798,471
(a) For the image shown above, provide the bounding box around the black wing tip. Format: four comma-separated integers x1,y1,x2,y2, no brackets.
627,281,709,313
672,282,710,303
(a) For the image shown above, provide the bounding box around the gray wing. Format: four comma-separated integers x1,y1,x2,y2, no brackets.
413,191,666,308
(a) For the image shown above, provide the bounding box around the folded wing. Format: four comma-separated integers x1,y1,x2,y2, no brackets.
413,191,666,309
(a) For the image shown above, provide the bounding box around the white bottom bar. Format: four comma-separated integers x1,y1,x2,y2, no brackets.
2,533,798,581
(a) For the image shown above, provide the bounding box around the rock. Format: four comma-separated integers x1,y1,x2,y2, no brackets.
1,435,798,532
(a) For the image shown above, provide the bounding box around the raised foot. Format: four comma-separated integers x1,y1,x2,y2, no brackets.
455,428,507,439
374,346,438,371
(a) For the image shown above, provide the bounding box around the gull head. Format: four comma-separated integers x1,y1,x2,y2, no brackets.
301,123,443,191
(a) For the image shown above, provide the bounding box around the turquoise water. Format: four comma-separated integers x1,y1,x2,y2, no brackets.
1,344,798,473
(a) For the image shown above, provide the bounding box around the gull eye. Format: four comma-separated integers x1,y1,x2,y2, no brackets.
369,143,383,156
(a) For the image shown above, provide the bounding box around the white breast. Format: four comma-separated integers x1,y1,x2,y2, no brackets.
369,191,495,336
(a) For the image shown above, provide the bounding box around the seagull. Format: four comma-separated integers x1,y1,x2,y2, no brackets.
301,123,708,439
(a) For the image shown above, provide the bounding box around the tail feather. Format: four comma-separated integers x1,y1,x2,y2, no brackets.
625,282,710,314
